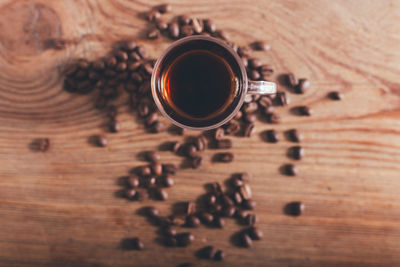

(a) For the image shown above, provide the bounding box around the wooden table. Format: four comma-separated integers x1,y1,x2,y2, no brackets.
1,0,400,266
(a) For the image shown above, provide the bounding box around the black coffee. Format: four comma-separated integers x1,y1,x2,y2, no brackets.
163,50,236,119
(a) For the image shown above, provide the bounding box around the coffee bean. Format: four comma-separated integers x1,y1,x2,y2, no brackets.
238,46,252,57
92,59,106,71
128,174,140,188
138,165,151,176
210,182,224,195
143,176,156,188
242,199,256,210
190,156,203,169
282,163,297,176
243,123,255,137
39,138,50,152
145,112,158,126
165,236,177,247
168,215,185,227
138,82,151,95
288,146,304,160
151,121,165,133
248,58,262,69
286,73,298,87
221,194,234,207
295,78,310,94
162,227,177,237
259,64,274,77
216,139,232,149
243,102,258,113
147,10,161,21
234,110,243,120
328,91,343,100
137,190,149,201
176,232,194,247
136,46,149,59
96,135,108,147
213,216,225,228
161,175,174,187
124,237,144,250
185,215,200,227
264,106,275,115
205,193,217,206
129,52,142,62
235,209,248,219
162,163,177,174
203,19,216,33
232,177,244,188
156,20,168,31
194,136,206,151
238,172,252,182
125,188,137,200
109,119,121,133
265,129,279,143
180,25,194,37
241,57,248,68
286,129,303,143
249,70,261,80
200,32,211,36
121,40,137,51
115,50,129,62
221,206,236,217
239,184,252,200
106,56,117,68
156,3,172,13
199,212,214,224
128,62,142,74
147,29,160,39
184,201,196,215
247,226,263,240
284,201,304,216
217,153,234,163
276,91,289,106
154,188,168,200
191,18,203,33
296,105,312,116
138,102,150,117
240,232,252,247
267,112,281,124
184,144,197,157
244,113,256,123
225,120,240,135
144,151,160,162
214,250,225,261
178,15,191,25
150,162,162,176
146,206,159,217
124,83,137,93
171,141,181,153
168,22,180,38
199,245,216,259
251,41,271,51
216,30,230,41
214,128,225,140
77,58,90,69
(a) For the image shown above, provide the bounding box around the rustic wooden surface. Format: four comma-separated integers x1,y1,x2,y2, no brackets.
0,0,400,266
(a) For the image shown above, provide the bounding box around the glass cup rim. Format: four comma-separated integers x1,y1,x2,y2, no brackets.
151,35,249,131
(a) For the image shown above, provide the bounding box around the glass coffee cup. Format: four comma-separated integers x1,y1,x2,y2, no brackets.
151,36,276,130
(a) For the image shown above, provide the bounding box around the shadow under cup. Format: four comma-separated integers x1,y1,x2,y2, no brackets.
151,36,247,130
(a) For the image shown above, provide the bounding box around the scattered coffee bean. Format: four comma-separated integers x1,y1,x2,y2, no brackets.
251,41,271,51
138,165,151,176
265,130,279,143
214,128,225,140
203,19,216,33
217,30,230,41
109,120,121,133
162,227,177,237
185,215,201,227
244,214,258,226
180,25,194,37
128,174,140,188
122,40,137,51
249,69,261,80
125,237,144,250
96,135,108,147
39,138,50,152
216,139,232,149
238,46,252,57
214,250,225,261
156,3,172,13
276,91,289,106
146,206,159,217
296,105,312,116
242,199,256,210
199,212,214,224
210,183,224,195
213,216,225,228
244,113,257,123
176,232,194,247
171,141,181,153
221,194,234,207
165,235,177,247
184,144,197,157
184,201,196,215
288,146,304,160
168,22,180,39
146,112,158,126
163,175,175,187
205,193,217,206
144,176,157,188
284,201,305,216
151,121,165,133
243,102,258,113
178,15,191,25
328,91,343,100
235,209,248,219
194,136,206,151
247,226,263,240
221,206,236,217
282,163,298,176
243,123,255,137
267,112,280,124
138,102,150,117
239,184,252,200
248,58,262,69
190,156,203,169
225,120,240,135
217,152,234,163
232,176,244,188
150,162,162,176
147,10,161,21
200,246,216,259
125,188,137,200
258,96,272,109
286,129,303,142
259,64,274,77
191,18,203,33
234,110,243,120
147,29,160,39
137,190,149,201
240,232,252,247
154,188,168,200
238,172,252,182
286,73,298,87
295,78,310,94
156,20,168,31
162,163,177,174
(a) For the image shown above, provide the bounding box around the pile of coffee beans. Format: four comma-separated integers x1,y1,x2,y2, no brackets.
57,2,346,264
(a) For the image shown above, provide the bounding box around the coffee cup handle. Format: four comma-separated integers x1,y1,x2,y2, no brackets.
247,80,276,95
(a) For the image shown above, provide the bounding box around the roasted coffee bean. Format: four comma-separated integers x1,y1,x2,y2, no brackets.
77,58,90,69
248,58,262,69
191,18,203,33
247,226,263,240
178,15,191,25
234,110,243,120
221,194,234,207
121,40,137,51
233,192,243,205
203,19,216,33
199,246,216,259
129,51,142,62
180,25,194,37
162,227,177,237
88,71,100,81
284,201,304,216
217,152,234,163
241,57,248,68
252,41,271,51
168,215,185,227
210,182,224,195
205,193,217,206
165,235,177,247
243,123,255,137
244,113,256,123
162,163,177,174
146,206,159,217
221,206,236,217
176,232,194,247
147,29,160,39
138,102,150,117
96,135,108,147
216,30,230,40
263,105,275,115
39,138,50,152
276,91,289,106
92,59,106,71
168,22,180,38
125,188,138,200
138,165,151,176
138,82,151,94
109,119,121,133
128,62,142,73
146,112,158,126
156,3,172,13
124,83,137,93
239,184,252,200
259,64,274,77
184,144,197,157
106,56,117,68
244,214,258,226
282,163,298,176
161,175,174,187
200,32,211,36
156,20,168,31
295,78,310,94
151,121,165,133
238,172,252,182
190,156,203,169
267,112,281,124
137,45,149,59
232,177,244,188
154,188,168,200
225,120,240,135
286,73,298,87
199,212,214,224
142,63,153,75
296,105,312,116
265,129,279,143
238,46,252,57
328,91,343,100
258,96,272,108
184,201,196,215
212,250,225,261
151,162,163,176
227,41,238,52
249,70,261,80
185,215,200,227
286,129,303,143
147,10,161,21
216,139,232,149
243,102,258,113
143,177,156,189
144,151,160,162
242,199,256,210
235,209,248,219
194,136,206,151
213,216,225,228
214,128,225,140
288,146,304,160
240,232,252,247
137,190,149,201
171,141,181,153
128,174,140,188
124,237,144,250
115,50,129,62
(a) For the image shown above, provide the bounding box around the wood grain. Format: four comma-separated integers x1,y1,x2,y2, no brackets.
1,0,400,266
